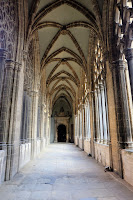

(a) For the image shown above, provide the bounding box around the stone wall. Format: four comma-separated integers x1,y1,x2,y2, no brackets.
19,143,31,169
19,139,46,170
122,150,133,186
94,142,110,167
84,139,91,155
0,150,6,185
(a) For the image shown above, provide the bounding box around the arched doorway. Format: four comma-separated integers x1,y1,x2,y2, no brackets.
58,124,66,142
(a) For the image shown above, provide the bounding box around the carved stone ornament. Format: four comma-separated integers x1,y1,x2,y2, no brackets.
0,0,17,60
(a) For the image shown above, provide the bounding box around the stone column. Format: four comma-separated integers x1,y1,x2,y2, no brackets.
97,86,104,143
0,49,7,103
80,110,82,139
94,89,100,142
125,65,133,132
5,62,22,180
105,61,120,175
92,92,97,143
100,84,108,144
43,111,46,138
47,114,51,144
0,49,7,151
0,60,15,149
54,119,57,142
30,90,39,159
40,104,45,150
126,48,133,100
45,113,48,144
77,111,80,138
90,92,95,157
74,115,77,137
112,60,132,148
84,106,87,139
27,91,32,143
21,90,28,144
82,105,85,149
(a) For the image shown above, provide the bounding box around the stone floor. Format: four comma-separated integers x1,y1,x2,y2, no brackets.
0,143,133,200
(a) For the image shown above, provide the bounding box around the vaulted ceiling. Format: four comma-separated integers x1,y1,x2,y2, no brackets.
29,0,104,114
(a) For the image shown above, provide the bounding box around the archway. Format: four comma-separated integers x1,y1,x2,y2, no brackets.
58,124,66,142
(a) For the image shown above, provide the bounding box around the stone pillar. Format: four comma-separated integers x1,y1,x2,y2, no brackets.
97,86,104,143
0,49,7,150
27,91,32,143
31,91,39,159
5,62,22,180
47,114,51,144
21,90,28,144
79,109,82,139
84,106,87,139
100,84,108,144
40,104,45,150
0,49,7,103
126,48,133,100
125,65,133,132
43,111,46,138
54,119,57,142
74,115,77,137
0,60,15,148
94,89,100,142
106,61,120,174
112,60,132,148
45,112,48,144
82,105,85,149
77,113,79,145
90,92,95,157
92,92,97,143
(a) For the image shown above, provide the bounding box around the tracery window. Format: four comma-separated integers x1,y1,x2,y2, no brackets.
93,41,110,144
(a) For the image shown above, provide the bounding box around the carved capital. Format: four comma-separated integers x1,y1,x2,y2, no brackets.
5,59,15,70
0,49,7,59
111,60,126,70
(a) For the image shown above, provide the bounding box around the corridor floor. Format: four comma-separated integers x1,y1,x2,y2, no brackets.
0,144,133,200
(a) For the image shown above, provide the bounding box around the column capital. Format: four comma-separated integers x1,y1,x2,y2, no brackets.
0,49,8,59
99,83,104,90
30,90,39,96
5,59,16,70
111,59,126,70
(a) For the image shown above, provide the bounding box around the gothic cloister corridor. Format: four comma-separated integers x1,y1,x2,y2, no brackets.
0,143,133,200
0,0,133,198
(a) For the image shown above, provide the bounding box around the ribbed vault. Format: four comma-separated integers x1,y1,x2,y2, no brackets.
28,0,104,115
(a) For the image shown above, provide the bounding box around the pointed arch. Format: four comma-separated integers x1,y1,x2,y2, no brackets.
47,70,80,86
33,0,96,27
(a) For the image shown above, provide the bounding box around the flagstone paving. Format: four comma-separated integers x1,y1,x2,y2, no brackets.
0,143,133,200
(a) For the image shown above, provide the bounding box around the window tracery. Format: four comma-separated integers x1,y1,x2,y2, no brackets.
93,40,110,144
0,0,17,60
